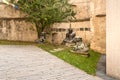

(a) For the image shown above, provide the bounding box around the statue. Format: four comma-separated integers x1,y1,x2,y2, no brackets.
35,32,46,43
63,28,76,43
63,28,90,57
71,38,90,57
40,32,46,42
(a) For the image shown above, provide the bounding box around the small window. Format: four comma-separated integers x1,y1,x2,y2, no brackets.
0,29,2,33
85,28,90,31
80,28,84,31
59,28,62,32
51,28,55,31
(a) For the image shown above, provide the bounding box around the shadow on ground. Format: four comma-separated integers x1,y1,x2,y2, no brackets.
96,55,118,80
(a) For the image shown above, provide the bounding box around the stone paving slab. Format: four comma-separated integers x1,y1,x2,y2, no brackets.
0,45,103,80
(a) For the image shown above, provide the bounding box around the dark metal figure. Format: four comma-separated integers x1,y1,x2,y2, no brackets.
63,28,90,57
40,32,46,42
72,38,90,57
63,28,76,43
35,32,46,43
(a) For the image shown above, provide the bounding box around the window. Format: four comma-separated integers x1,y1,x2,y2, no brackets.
51,28,55,31
85,28,90,31
80,28,84,31
59,28,62,32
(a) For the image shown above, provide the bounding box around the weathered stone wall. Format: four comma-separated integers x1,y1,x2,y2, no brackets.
90,0,106,54
71,0,90,20
0,4,38,42
48,0,91,44
48,0,106,54
0,19,37,41
0,4,26,18
47,21,91,44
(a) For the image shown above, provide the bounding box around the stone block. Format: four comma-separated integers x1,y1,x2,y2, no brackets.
93,0,106,16
74,3,90,20
90,16,106,53
0,20,38,41
0,4,26,18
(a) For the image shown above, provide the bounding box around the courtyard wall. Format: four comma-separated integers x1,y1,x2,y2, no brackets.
90,0,106,54
48,0,106,54
0,4,38,42
47,0,92,44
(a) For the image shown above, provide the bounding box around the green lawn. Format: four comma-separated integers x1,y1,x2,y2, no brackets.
38,43,101,75
0,40,101,75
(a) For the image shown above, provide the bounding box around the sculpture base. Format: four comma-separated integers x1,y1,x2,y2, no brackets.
65,42,75,47
70,50,90,57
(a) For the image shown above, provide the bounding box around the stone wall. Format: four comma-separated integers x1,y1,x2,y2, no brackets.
90,0,106,54
48,0,92,44
0,4,38,42
48,21,91,44
0,4,26,18
71,0,90,20
48,0,106,54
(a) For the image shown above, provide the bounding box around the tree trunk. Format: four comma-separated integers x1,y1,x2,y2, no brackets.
36,23,45,38
36,23,41,38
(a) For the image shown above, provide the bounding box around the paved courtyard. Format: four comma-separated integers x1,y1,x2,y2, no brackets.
0,45,103,80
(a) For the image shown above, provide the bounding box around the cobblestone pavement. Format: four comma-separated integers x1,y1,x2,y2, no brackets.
0,45,103,80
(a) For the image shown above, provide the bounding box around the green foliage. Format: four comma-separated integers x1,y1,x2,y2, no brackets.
16,0,75,37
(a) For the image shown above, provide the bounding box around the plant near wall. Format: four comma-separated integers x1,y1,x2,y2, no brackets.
15,0,75,38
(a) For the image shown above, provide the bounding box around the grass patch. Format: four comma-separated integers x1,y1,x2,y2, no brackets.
38,43,101,75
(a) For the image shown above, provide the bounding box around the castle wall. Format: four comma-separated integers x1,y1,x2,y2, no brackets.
0,4,38,42
90,0,106,54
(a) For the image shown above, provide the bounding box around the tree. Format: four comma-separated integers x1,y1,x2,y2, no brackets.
17,0,75,38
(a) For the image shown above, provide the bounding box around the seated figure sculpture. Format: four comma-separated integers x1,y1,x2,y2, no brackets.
72,38,89,52
63,28,76,43
63,28,90,57
40,32,46,42
72,38,90,57
35,32,46,43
